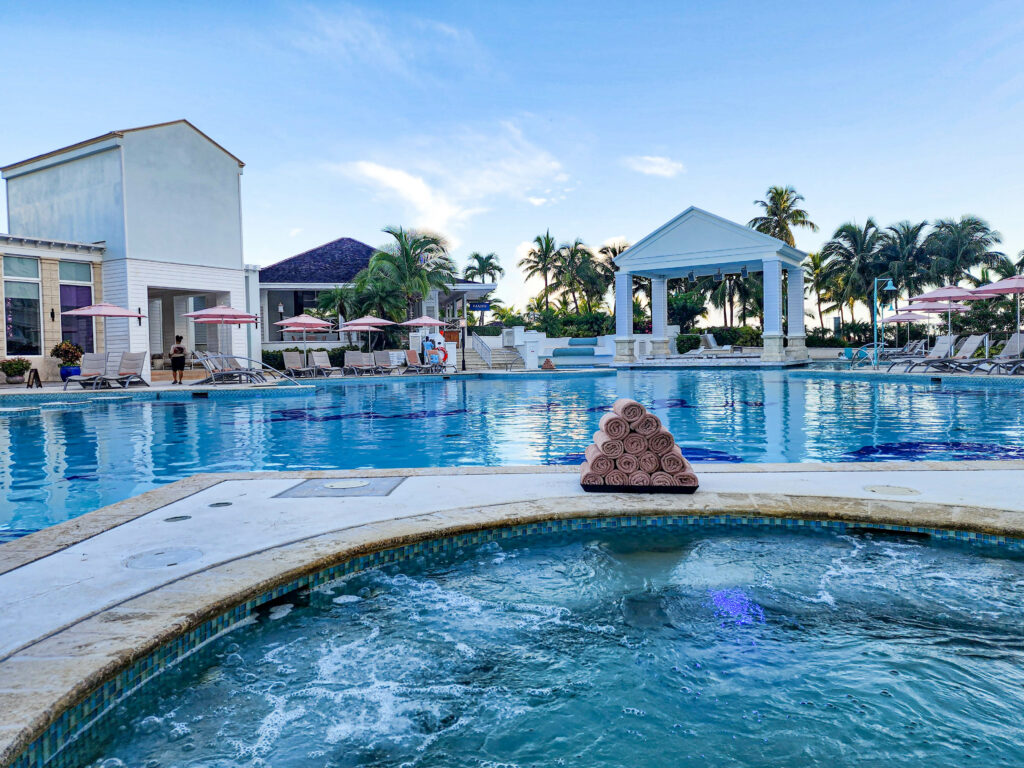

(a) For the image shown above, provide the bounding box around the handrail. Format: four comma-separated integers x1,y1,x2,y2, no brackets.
194,353,302,386
848,342,882,367
472,332,493,369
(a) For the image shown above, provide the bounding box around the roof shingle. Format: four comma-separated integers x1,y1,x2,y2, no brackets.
259,237,376,284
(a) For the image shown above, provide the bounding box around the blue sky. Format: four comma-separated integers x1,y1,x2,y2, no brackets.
2,0,1023,311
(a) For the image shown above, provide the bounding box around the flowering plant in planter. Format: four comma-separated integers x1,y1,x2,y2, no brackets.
1,357,33,377
50,340,84,366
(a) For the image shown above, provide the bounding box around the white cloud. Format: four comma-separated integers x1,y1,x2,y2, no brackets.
622,155,686,178
289,227,303,237
335,122,570,245
289,5,485,83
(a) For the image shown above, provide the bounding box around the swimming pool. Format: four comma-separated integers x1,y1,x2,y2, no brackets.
3,369,1024,540
72,525,1024,767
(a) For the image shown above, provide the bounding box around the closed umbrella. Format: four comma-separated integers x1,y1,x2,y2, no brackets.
974,277,1024,356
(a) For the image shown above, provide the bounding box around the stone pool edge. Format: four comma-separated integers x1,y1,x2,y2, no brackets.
4,467,1024,768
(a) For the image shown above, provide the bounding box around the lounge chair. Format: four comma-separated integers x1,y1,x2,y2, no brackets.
948,333,1024,375
886,335,957,371
879,339,926,361
404,349,434,374
63,352,107,390
193,352,263,385
373,350,401,375
310,350,344,377
283,351,318,378
101,351,149,388
342,351,379,375
901,334,987,373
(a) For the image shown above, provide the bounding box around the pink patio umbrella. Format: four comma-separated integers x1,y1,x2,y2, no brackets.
881,311,927,349
273,314,333,364
974,276,1024,356
344,315,396,326
61,303,148,359
182,305,257,322
340,323,382,352
397,315,447,327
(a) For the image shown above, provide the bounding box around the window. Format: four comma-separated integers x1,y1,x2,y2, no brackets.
4,278,42,356
3,256,39,279
58,261,94,353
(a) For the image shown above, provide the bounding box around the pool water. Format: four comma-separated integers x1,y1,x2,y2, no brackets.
80,527,1024,767
3,369,1024,539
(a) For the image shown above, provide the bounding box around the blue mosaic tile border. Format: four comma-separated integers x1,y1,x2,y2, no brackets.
8,513,1024,768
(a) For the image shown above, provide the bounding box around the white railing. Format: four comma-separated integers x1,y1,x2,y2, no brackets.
472,332,493,368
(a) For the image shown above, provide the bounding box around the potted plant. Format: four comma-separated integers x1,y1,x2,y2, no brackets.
50,340,85,381
1,357,32,384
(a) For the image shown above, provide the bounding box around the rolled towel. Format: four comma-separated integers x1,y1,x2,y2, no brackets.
647,428,675,455
623,433,648,456
611,398,646,423
598,412,630,440
650,471,674,486
605,469,629,486
660,448,689,474
638,452,660,474
580,462,605,485
584,445,614,476
616,453,639,474
672,471,699,487
628,471,652,486
633,413,660,437
594,431,624,459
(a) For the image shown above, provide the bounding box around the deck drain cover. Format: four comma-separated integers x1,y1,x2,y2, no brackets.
863,484,920,496
124,547,203,570
324,479,370,490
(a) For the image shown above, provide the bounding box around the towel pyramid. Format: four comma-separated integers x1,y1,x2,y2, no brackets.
580,398,699,492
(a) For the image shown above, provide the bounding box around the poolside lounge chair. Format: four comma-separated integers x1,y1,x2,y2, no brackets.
886,335,957,371
901,334,987,373
193,352,263,385
373,350,401,375
343,351,379,375
101,351,149,388
283,351,318,378
404,349,434,374
63,352,107,390
310,350,344,377
946,333,1024,375
879,339,926,361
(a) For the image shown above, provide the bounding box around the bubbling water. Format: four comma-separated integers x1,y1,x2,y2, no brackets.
83,528,1024,767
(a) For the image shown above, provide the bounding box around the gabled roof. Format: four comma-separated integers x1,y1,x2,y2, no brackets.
615,206,806,276
0,120,244,173
259,237,376,284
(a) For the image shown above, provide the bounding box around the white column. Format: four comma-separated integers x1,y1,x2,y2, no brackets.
650,275,669,357
785,266,808,360
613,270,635,362
761,258,785,362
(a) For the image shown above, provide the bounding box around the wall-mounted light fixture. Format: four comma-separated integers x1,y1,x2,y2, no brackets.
50,308,56,321
138,308,143,327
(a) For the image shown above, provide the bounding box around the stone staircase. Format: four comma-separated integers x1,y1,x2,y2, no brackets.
461,346,526,371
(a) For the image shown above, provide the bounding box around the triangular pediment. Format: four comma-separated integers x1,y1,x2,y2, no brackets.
615,206,805,277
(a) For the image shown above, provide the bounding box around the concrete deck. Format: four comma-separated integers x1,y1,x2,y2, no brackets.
3,461,1024,766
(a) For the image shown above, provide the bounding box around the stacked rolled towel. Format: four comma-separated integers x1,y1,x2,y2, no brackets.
579,398,699,492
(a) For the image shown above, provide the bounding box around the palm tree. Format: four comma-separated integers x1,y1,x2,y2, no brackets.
518,230,558,310
878,221,930,305
368,226,457,318
802,252,833,329
926,216,1004,285
551,238,593,313
463,252,504,323
316,285,357,324
749,185,818,246
821,219,884,323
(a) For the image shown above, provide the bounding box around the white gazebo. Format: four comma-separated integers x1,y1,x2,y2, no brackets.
613,206,809,364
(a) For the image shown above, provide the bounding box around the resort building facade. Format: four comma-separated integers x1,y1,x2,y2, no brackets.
1,120,254,379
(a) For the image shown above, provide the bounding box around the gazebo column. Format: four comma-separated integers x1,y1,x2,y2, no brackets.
761,258,785,362
650,276,669,357
785,266,808,360
613,270,635,363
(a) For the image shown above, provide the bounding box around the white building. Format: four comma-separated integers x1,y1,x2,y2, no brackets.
1,120,254,379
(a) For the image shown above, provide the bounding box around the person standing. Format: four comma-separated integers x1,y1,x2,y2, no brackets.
169,335,187,385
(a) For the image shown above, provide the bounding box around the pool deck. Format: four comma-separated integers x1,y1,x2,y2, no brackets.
3,460,1024,765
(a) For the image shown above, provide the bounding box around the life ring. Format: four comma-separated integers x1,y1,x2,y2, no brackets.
437,346,448,363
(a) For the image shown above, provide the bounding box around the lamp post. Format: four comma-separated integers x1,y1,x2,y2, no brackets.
872,277,897,367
